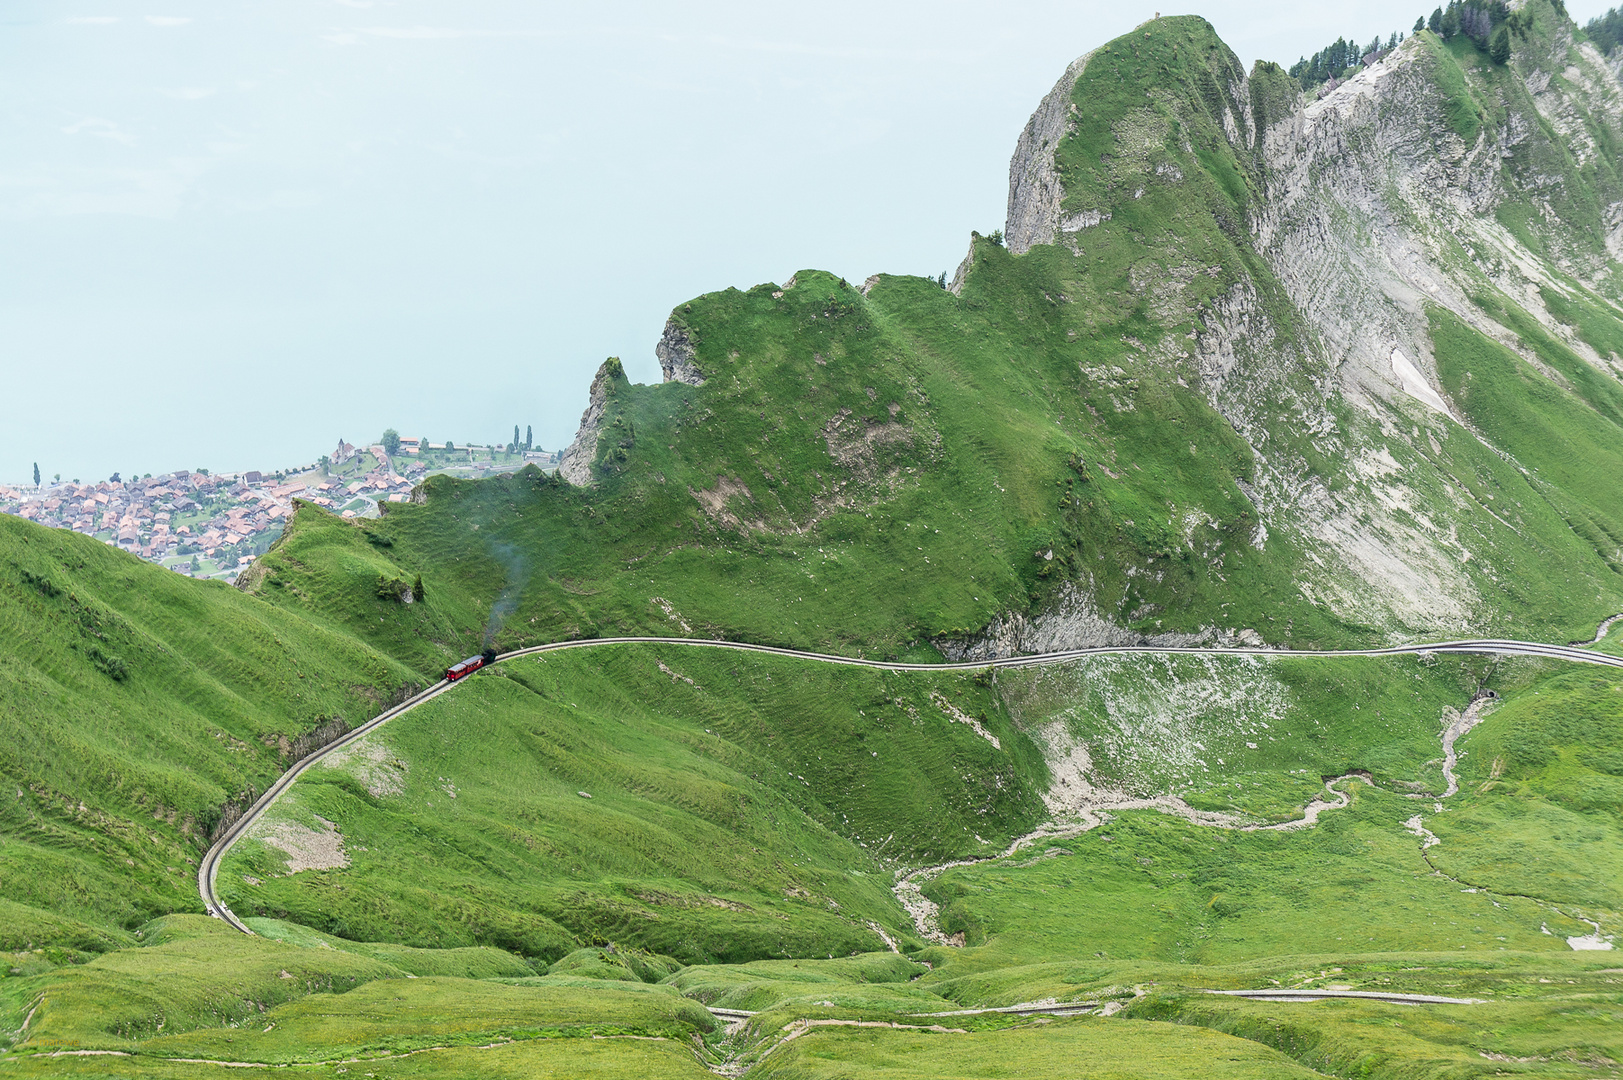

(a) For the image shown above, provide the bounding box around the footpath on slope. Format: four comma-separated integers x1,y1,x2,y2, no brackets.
890,772,1376,947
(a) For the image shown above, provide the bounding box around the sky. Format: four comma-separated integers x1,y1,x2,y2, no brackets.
2,0,1616,485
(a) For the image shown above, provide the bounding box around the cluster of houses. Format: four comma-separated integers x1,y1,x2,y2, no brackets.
0,471,288,579
1,436,560,582
0,445,416,581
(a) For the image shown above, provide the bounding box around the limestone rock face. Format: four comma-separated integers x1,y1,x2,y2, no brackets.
966,11,1623,652
937,582,1141,661
656,318,705,386
1005,52,1093,255
558,360,619,488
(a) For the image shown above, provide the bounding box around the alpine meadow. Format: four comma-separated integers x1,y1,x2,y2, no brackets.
13,3,1623,1076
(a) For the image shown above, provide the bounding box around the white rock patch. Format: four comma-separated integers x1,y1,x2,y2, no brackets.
928,692,1001,749
255,815,349,874
1390,348,1455,418
321,738,407,798
1568,916,1615,950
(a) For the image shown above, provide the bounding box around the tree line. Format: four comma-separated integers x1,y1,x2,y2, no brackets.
1289,0,1542,93
1588,6,1623,53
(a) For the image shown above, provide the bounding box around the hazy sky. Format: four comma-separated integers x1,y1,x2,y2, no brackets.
3,0,1615,484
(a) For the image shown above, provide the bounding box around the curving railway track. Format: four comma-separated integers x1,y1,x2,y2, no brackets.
199,633,1623,933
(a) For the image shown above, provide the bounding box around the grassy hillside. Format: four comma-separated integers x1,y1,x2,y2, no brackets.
215,646,1048,961
0,515,420,938
238,19,1623,672
7,9,1623,1079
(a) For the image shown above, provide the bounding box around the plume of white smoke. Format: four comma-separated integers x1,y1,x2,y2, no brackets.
483,541,530,649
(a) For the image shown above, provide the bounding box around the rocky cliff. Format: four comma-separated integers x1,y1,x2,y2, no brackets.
656,317,706,386
557,359,621,487
984,5,1623,647
380,4,1623,662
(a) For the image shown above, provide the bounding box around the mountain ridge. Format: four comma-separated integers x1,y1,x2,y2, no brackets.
6,9,1623,1076
531,7,1621,654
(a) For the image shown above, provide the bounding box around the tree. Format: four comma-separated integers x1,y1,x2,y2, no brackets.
190,555,201,573
526,425,533,450
445,441,455,452
1430,6,1444,33
937,271,948,289
412,573,425,602
380,429,401,457
1414,15,1425,32
319,454,331,476
110,472,121,484
514,425,521,449
987,230,1005,247
32,462,39,487
1441,2,1461,39
1589,7,1623,53
1490,22,1512,62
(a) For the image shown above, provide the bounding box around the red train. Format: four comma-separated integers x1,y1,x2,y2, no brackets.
445,648,498,682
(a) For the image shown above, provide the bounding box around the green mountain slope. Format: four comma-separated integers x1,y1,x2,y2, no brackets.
0,515,419,937
241,6,1623,675
214,646,1047,962
8,4,1623,1078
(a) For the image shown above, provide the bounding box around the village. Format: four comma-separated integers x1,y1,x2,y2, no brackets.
0,436,557,582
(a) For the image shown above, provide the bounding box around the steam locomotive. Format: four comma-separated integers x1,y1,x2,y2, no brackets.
445,648,498,682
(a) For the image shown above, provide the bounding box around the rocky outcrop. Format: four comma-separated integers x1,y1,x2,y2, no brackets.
558,359,622,487
936,582,1269,662
981,10,1623,643
947,236,976,296
1005,51,1093,255
938,583,1137,661
656,318,704,386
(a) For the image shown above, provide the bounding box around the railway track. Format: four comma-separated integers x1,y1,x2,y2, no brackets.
198,633,1623,933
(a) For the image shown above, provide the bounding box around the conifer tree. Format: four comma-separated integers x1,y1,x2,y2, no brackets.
1490,22,1512,62
32,462,40,487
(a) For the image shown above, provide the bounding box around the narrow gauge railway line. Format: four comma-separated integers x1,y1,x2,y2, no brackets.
199,633,1623,932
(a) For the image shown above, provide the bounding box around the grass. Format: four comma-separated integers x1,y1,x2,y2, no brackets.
133,975,715,1063
0,514,420,935
6,7,1623,1078
921,790,1592,964
1431,304,1623,601
1420,30,1485,145
215,646,1049,961
179,646,1623,1077
0,1038,717,1079
231,14,1623,679
3,915,405,1049
1129,976,1623,1079
744,1015,1326,1079
667,952,936,1012
996,652,1491,811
